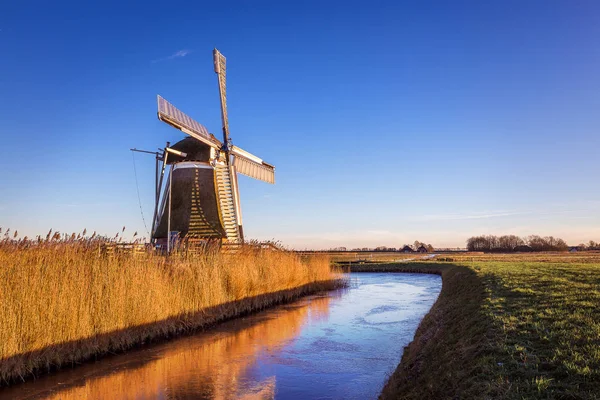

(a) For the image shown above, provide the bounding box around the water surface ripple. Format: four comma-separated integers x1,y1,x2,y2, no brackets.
2,272,441,400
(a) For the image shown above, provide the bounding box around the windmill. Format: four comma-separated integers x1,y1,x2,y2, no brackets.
149,49,275,248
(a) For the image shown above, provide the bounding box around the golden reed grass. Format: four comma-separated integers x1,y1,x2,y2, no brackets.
2,295,333,399
0,230,343,385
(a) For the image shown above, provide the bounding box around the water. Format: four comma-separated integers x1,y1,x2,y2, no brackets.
2,273,441,400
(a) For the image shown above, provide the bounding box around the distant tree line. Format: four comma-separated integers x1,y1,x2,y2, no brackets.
572,241,600,251
326,240,436,252
466,235,569,252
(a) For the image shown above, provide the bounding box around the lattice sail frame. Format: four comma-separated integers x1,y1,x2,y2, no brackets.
157,95,221,149
213,49,231,146
231,147,275,184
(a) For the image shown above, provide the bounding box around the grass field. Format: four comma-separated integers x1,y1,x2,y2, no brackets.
0,235,343,385
300,251,422,263
352,253,600,399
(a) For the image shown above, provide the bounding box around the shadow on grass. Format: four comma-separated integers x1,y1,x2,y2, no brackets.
479,264,600,399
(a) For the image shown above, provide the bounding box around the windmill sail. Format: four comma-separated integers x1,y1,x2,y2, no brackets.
213,49,230,144
232,155,275,184
157,95,221,149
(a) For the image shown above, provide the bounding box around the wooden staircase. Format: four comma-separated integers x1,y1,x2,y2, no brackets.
214,163,241,243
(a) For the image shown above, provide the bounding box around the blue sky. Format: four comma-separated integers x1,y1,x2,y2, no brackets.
1,1,599,249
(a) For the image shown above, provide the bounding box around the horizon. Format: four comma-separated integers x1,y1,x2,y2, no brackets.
1,1,599,249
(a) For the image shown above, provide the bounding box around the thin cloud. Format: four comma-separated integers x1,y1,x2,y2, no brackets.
414,206,594,222
59,203,117,208
366,230,394,236
416,211,527,221
152,49,192,63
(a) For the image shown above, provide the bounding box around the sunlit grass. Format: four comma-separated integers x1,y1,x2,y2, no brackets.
477,259,600,399
0,229,342,385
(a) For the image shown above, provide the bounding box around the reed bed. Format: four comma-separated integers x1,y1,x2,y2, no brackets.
0,295,333,399
0,230,343,385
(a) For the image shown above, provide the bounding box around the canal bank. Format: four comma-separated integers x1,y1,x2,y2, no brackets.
351,262,489,399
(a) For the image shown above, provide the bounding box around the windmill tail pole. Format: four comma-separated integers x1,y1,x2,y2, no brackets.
151,144,169,242
167,164,172,254
154,153,159,223
130,148,163,240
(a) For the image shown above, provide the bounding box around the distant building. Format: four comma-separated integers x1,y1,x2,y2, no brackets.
401,245,414,253
417,245,428,253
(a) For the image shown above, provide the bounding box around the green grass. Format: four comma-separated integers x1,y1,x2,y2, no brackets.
479,261,600,399
353,256,600,399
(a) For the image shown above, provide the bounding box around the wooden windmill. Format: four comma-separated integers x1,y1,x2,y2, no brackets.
150,49,275,246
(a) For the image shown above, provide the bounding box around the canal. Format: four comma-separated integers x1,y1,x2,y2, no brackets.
2,272,442,400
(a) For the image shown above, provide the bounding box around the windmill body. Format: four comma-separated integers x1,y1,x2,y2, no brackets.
151,50,275,246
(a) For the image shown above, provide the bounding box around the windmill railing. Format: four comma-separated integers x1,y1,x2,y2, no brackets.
99,243,149,258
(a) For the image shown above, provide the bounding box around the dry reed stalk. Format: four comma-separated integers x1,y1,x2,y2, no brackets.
0,296,333,399
0,234,343,385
